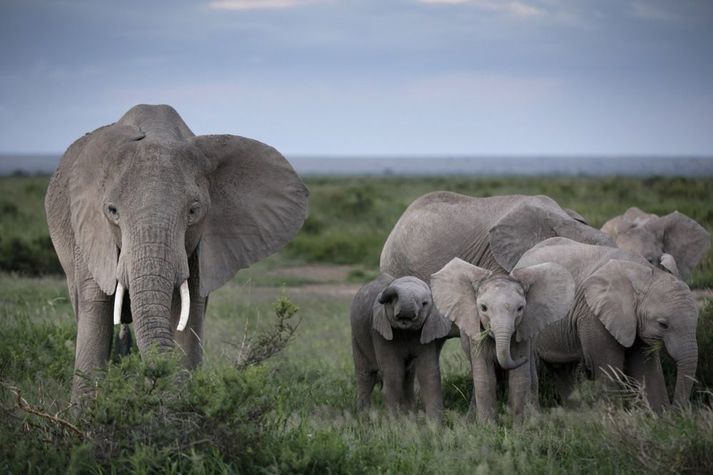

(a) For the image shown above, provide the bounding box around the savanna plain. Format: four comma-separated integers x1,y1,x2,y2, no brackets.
2,174,713,474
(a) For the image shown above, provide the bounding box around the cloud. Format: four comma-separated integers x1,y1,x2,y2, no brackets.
208,0,324,10
630,1,676,22
418,0,546,17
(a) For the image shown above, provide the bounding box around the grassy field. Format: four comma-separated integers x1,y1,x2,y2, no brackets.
1,175,713,473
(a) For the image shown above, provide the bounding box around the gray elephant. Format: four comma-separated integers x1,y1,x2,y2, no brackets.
516,237,699,411
351,273,452,421
430,258,575,423
601,207,710,280
45,104,308,401
380,191,614,282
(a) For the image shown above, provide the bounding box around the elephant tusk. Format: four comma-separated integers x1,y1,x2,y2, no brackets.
113,281,125,325
177,280,190,332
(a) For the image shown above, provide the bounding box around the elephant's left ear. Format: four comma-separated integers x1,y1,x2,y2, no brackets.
646,211,711,280
420,304,452,344
511,263,575,342
192,135,309,297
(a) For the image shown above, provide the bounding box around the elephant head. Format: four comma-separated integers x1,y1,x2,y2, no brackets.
62,104,308,355
583,259,699,405
372,276,452,344
601,207,710,280
431,258,575,370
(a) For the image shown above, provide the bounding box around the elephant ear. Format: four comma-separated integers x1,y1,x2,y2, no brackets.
192,135,309,297
430,258,491,340
563,208,589,225
68,124,146,295
420,304,452,344
645,211,711,280
490,201,614,272
583,259,652,348
510,263,575,342
372,287,397,341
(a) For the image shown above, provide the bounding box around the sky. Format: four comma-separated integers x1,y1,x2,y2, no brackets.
0,0,712,156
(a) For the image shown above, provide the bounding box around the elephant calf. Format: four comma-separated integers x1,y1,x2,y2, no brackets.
351,273,452,421
601,206,710,280
517,237,700,411
431,258,575,424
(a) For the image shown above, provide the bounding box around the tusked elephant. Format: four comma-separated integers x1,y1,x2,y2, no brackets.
380,191,614,282
601,207,710,280
45,104,308,402
430,258,574,423
351,273,452,421
516,237,699,411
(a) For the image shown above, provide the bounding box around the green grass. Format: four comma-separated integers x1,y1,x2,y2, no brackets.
2,271,713,473
5,175,711,286
2,174,713,472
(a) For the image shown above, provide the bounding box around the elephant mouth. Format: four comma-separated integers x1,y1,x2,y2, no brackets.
112,279,191,332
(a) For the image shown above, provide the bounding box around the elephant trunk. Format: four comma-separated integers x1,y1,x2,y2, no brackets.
671,339,698,407
124,225,190,355
493,326,527,370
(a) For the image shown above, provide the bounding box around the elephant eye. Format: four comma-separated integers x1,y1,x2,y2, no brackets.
188,201,201,222
106,203,119,221
657,320,669,330
422,301,428,306
517,305,524,312
479,304,488,312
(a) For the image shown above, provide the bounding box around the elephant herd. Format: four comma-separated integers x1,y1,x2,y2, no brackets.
45,105,710,426
356,192,708,422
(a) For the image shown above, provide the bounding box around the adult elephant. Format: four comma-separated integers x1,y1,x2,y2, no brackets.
45,104,308,401
380,191,614,281
601,207,710,280
516,237,699,411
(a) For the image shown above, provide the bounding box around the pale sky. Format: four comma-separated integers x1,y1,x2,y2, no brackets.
1,0,712,156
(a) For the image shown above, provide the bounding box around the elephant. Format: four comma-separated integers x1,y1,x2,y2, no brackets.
601,207,710,280
430,257,575,423
380,191,614,282
45,104,308,402
516,237,699,411
351,273,452,421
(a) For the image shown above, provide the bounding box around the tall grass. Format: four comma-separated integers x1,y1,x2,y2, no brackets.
1,272,713,473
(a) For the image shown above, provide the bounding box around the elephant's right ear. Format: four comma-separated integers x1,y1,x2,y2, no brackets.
583,259,652,348
372,288,396,341
68,124,146,295
430,258,491,340
489,201,614,272
192,135,309,297
646,211,711,280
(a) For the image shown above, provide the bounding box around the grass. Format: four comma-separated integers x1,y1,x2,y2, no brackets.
1,174,713,472
2,268,713,473
3,175,712,287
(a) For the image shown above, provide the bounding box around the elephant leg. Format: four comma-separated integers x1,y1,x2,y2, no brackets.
550,363,579,405
626,345,670,412
415,345,444,422
172,295,207,369
172,259,206,368
356,370,379,412
403,360,417,411
580,319,626,391
72,266,114,404
507,340,532,424
472,342,497,423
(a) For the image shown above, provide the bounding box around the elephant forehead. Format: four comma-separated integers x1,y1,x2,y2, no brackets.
392,276,431,297
618,227,662,252
643,274,696,315
478,277,524,301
